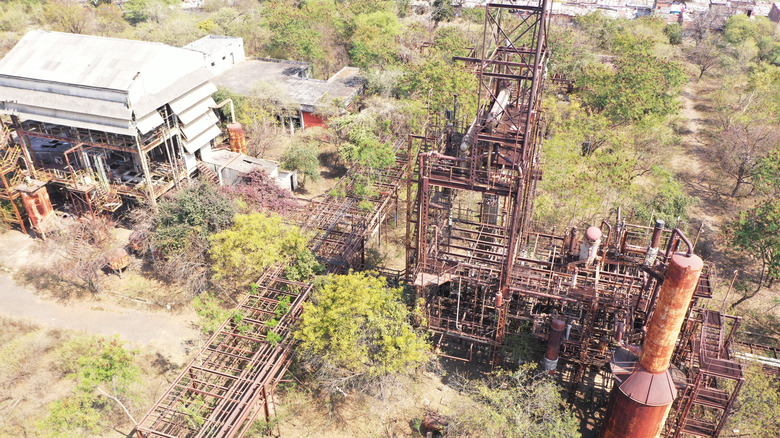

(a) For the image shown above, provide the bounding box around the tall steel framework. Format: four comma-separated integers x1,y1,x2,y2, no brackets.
407,0,552,363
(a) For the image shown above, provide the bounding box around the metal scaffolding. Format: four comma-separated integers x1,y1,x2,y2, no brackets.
136,150,409,437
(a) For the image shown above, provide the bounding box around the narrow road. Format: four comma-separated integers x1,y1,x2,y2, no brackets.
0,273,198,363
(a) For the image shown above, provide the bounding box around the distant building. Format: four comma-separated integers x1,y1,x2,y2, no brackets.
0,31,291,232
771,2,780,21
184,35,246,75
654,0,685,23
192,36,365,131
767,3,780,18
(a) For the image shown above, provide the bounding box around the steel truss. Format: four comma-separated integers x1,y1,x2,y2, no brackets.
136,150,409,437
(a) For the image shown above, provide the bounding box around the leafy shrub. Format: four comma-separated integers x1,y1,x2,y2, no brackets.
295,272,430,396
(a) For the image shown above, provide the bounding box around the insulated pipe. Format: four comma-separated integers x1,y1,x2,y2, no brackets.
543,318,566,375
459,120,478,153
484,87,511,133
643,219,665,267
579,226,602,266
211,98,236,123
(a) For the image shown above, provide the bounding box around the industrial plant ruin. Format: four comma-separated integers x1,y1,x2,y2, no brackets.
127,1,761,437
1,1,776,438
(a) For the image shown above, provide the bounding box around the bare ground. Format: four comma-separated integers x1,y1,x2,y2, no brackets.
0,230,200,364
671,76,779,343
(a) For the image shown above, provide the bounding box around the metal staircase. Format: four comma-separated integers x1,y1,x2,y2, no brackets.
668,310,744,437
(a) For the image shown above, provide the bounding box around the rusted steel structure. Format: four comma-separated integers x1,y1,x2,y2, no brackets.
406,0,552,363
404,3,749,437
665,308,745,437
299,145,409,271
136,152,408,437
600,240,703,438
0,122,29,232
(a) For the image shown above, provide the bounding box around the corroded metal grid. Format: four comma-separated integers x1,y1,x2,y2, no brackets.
137,150,410,437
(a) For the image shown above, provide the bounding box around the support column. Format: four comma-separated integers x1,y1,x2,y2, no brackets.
135,137,157,211
543,317,566,375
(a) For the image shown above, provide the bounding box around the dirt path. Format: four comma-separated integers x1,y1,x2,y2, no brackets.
670,81,732,233
0,273,199,363
0,231,199,363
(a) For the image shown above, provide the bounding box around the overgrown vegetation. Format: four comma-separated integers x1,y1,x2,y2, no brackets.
536,14,693,227
209,212,318,289
449,366,580,437
295,272,430,398
37,336,140,436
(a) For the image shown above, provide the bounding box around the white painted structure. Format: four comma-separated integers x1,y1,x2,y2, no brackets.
184,35,246,76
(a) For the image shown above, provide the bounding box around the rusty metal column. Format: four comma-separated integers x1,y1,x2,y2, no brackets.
640,252,703,373
542,317,565,375
600,248,703,438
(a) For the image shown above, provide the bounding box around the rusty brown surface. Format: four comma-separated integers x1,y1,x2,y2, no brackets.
227,122,247,155
640,252,703,374
545,317,566,361
599,385,672,438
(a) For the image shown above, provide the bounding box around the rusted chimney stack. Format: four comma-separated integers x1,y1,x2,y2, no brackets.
599,236,702,438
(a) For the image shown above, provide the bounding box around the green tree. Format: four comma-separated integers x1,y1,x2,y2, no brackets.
295,272,430,395
753,149,780,198
664,23,682,45
122,0,179,24
193,293,232,335
152,181,235,256
431,0,454,25
725,362,780,437
209,212,313,287
43,0,93,34
724,14,775,46
349,10,400,68
282,136,321,186
329,111,396,169
727,199,780,308
434,25,478,59
38,336,140,436
397,57,479,120
727,198,780,309
710,74,779,197
578,49,686,122
263,0,325,65
451,366,580,437
139,181,235,294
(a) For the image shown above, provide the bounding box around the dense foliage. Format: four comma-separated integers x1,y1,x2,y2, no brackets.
295,272,430,395
209,212,317,287
450,366,580,437
222,168,298,215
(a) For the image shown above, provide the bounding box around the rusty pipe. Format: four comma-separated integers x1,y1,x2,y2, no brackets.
663,228,693,261
601,249,702,438
600,220,612,247
568,226,578,255
543,317,566,375
640,251,703,373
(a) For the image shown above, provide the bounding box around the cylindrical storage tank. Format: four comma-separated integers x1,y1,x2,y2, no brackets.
640,252,703,373
543,318,566,375
579,226,602,266
227,122,247,154
600,252,702,438
598,372,675,438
